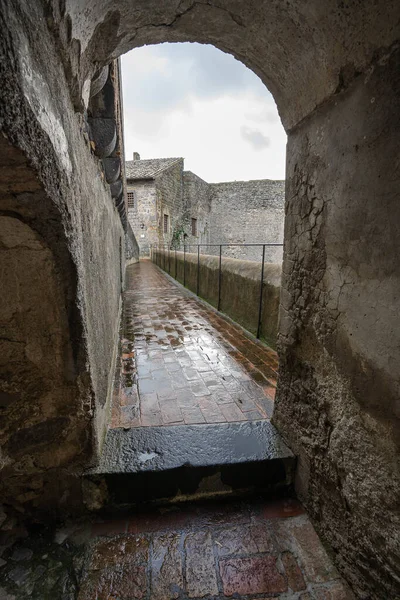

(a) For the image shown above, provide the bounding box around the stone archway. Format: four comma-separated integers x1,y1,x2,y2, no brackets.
1,1,399,596
0,138,92,518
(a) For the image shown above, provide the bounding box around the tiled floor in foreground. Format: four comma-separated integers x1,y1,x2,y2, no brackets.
78,497,355,600
112,260,279,428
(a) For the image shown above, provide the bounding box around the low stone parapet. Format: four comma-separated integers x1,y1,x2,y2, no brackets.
152,249,281,349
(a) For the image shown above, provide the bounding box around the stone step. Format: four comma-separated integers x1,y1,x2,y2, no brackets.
85,420,296,509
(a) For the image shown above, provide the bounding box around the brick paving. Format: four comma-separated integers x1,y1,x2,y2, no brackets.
112,260,278,428
78,497,355,599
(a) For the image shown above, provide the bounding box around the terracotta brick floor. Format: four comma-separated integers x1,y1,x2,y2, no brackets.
78,497,355,600
111,260,278,428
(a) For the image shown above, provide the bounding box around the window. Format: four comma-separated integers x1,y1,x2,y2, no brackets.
163,213,169,233
191,218,197,236
127,191,134,208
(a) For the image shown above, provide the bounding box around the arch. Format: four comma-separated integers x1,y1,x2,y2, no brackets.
55,0,398,130
0,137,92,517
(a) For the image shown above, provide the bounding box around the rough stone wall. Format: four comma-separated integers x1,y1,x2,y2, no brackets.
273,47,400,599
127,161,185,255
0,0,125,520
125,221,140,265
153,249,281,347
182,171,212,248
209,180,285,262
127,180,157,255
128,168,284,259
155,160,185,248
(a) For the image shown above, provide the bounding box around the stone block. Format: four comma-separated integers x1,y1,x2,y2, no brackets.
219,555,287,596
151,533,183,599
185,531,218,597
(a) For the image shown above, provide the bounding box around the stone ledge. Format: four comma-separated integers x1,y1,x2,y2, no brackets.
89,420,294,475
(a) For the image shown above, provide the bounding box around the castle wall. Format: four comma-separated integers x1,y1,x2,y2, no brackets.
127,180,157,255
182,171,212,248
128,169,285,260
209,180,285,262
155,160,185,248
153,248,281,348
273,47,400,598
0,0,125,519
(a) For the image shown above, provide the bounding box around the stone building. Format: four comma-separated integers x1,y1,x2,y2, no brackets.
126,153,285,261
1,3,399,598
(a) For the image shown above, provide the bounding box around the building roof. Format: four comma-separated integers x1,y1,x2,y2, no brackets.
125,157,183,180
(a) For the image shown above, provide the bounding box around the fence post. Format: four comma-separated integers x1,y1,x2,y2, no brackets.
218,245,222,311
175,249,177,279
168,246,170,274
183,244,186,287
197,245,200,296
257,244,266,339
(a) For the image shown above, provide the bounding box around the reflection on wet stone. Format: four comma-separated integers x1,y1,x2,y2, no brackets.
111,261,278,428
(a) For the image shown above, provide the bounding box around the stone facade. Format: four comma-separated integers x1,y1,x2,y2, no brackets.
0,5,137,521
182,171,213,248
126,157,184,254
127,156,285,260
209,180,285,262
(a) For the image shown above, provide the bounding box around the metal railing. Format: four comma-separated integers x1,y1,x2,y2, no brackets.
150,243,283,339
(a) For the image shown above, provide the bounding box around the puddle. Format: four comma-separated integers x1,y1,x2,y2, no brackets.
137,451,159,464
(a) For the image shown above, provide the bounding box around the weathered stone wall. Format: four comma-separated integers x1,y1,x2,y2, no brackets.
127,161,185,255
209,180,285,262
127,180,157,255
182,171,212,248
155,160,184,248
128,169,284,259
125,221,140,265
152,249,281,348
0,0,125,520
273,46,400,599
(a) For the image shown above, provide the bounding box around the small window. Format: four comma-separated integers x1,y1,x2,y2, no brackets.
163,214,169,233
127,191,134,208
191,218,197,236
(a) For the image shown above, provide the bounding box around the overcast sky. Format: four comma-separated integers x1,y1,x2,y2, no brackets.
121,43,286,183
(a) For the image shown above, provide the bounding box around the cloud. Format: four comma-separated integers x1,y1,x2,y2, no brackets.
240,126,270,150
245,108,280,124
121,42,269,114
121,42,287,181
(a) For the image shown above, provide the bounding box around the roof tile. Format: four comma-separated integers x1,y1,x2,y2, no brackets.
125,157,183,180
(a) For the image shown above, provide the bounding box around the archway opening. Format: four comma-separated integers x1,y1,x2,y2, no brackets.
111,42,287,435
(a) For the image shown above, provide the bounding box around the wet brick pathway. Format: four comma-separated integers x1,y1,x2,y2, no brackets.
112,260,279,428
77,497,355,600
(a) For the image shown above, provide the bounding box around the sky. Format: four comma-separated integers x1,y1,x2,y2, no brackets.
121,43,286,183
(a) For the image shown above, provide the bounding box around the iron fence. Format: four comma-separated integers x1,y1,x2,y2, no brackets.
150,243,283,340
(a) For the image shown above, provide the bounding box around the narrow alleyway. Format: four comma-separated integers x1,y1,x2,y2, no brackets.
112,260,278,429
0,261,355,599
